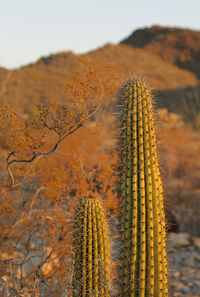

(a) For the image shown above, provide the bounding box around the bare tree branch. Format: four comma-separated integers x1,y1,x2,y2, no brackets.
7,123,83,188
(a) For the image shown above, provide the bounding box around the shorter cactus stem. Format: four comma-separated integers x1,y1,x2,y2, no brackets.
72,197,110,297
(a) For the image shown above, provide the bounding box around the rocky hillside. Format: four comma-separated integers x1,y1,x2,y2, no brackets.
121,25,200,79
0,30,199,114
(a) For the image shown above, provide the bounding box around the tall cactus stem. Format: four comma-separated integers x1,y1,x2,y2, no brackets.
119,79,168,297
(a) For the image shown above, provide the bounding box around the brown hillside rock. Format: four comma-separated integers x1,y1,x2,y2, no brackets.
121,25,200,78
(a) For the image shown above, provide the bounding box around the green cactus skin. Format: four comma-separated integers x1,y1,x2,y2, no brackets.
120,80,168,297
72,197,110,297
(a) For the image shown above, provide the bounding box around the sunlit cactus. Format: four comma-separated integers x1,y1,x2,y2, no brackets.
72,196,110,297
119,79,168,296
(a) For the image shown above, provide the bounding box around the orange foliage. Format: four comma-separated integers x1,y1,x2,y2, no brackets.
0,58,119,296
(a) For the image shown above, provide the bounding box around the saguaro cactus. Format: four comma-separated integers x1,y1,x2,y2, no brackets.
72,197,110,297
120,80,168,296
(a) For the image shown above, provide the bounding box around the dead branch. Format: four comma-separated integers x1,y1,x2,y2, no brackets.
7,123,83,188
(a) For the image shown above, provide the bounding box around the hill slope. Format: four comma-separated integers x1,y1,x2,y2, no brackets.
0,43,197,113
121,25,200,79
88,43,197,89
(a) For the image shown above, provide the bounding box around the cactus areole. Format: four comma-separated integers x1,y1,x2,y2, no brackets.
72,197,110,297
120,80,168,296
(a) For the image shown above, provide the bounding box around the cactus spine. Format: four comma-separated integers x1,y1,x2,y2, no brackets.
72,197,110,297
120,80,168,296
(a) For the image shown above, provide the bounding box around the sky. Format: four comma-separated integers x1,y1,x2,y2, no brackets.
0,0,200,69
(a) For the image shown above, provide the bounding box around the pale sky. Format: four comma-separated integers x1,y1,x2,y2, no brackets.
0,0,199,69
